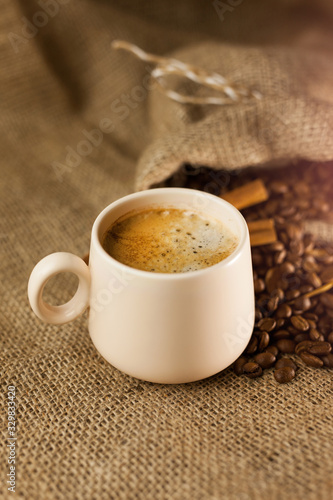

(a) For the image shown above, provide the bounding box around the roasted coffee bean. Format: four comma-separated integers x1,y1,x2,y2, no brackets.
290,240,304,257
265,199,280,216
293,181,309,196
254,352,276,369
315,304,325,316
296,198,310,210
322,353,333,368
252,251,264,267
303,234,315,252
273,329,290,340
290,212,302,223
319,293,333,309
234,357,247,375
309,328,321,341
274,367,296,384
292,296,312,313
285,289,301,301
258,318,276,332
306,319,317,330
269,241,285,252
290,315,309,331
254,279,265,293
327,331,333,344
276,339,296,354
276,318,285,329
243,362,263,378
274,249,287,265
246,336,258,355
258,331,270,351
318,316,332,331
287,326,299,336
266,345,279,356
275,358,297,371
270,181,288,194
275,216,286,227
266,269,291,293
280,261,296,274
272,288,285,301
267,296,279,312
307,342,332,356
299,284,313,295
304,312,318,321
322,256,333,265
280,206,296,217
265,268,282,294
255,308,263,322
275,304,292,319
307,272,322,289
303,256,319,273
313,198,329,212
286,224,303,241
299,352,323,368
295,340,318,355
320,265,333,283
294,333,310,343
265,255,274,268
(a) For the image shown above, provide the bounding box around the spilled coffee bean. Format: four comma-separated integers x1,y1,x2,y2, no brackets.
224,163,333,383
276,339,296,354
254,352,276,369
258,318,276,332
275,304,292,319
258,331,270,351
243,362,263,378
245,336,258,355
290,316,309,332
322,353,333,368
274,367,296,384
295,341,317,355
172,162,333,383
299,352,324,368
306,342,331,356
233,357,247,375
275,358,297,371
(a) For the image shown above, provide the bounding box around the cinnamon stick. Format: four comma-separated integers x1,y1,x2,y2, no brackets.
248,218,277,247
247,219,275,233
221,179,268,210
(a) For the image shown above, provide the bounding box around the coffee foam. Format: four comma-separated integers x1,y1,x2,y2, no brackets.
102,207,239,273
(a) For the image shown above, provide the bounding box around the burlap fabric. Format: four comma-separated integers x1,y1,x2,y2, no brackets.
1,1,333,499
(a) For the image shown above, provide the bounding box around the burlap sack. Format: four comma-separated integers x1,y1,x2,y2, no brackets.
1,1,333,499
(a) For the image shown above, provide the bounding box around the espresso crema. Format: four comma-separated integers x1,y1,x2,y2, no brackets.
102,207,239,273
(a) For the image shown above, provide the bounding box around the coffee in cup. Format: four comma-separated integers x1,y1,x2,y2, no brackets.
102,207,239,273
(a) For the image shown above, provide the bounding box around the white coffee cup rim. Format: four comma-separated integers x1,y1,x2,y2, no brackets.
92,187,249,280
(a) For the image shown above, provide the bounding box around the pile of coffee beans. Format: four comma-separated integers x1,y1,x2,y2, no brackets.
156,161,333,383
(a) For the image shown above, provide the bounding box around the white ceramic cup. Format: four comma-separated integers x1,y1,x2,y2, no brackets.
28,188,255,384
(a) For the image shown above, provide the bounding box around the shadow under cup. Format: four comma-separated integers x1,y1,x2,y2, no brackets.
88,188,255,384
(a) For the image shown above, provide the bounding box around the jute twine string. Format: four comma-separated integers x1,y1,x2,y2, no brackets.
111,40,263,105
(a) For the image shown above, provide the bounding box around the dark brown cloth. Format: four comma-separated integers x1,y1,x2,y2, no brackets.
1,1,333,499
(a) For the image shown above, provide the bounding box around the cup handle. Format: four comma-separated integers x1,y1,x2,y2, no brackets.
28,252,91,325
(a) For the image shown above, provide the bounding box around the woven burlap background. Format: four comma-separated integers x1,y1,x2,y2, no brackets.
1,1,333,499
